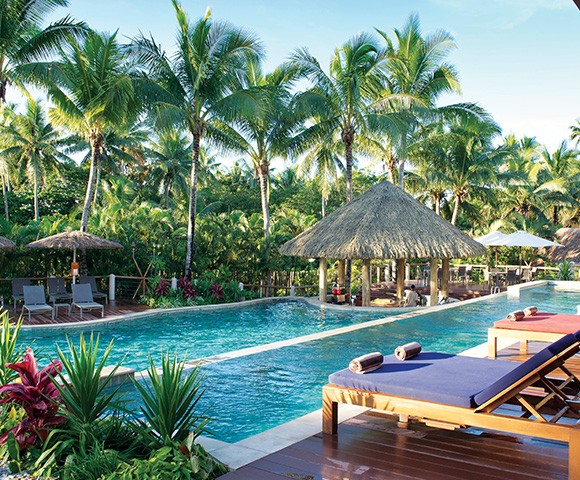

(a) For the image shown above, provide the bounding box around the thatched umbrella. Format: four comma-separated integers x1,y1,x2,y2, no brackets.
541,228,580,263
26,231,123,281
280,181,486,306
0,236,15,249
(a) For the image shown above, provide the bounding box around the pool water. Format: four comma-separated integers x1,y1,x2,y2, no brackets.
19,285,580,443
18,300,391,370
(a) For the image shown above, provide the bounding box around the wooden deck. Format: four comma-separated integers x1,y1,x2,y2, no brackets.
219,411,567,480
219,341,574,480
3,299,150,325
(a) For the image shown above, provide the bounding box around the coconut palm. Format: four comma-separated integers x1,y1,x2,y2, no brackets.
570,118,580,145
29,31,139,232
533,141,580,225
128,1,263,278
0,99,69,221
0,0,87,103
0,104,16,220
290,33,401,203
148,129,191,207
375,14,462,188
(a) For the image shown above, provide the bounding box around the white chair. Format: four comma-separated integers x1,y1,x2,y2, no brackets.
72,283,104,319
23,285,54,321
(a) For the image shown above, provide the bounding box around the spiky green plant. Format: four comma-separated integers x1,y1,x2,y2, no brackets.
131,353,209,448
0,312,23,385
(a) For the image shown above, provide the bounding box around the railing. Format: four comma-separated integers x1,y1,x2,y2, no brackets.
242,283,318,297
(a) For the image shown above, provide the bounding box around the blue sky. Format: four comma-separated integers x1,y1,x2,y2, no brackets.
35,0,580,154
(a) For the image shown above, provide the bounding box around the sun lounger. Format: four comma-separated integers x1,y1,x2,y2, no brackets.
72,283,104,319
22,285,54,321
79,276,108,304
488,311,580,358
323,333,580,479
11,278,30,309
47,277,72,305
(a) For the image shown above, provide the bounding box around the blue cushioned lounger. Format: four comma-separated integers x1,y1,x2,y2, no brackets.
323,331,580,479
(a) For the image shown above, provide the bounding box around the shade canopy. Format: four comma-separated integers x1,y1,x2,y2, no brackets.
493,230,562,248
475,231,509,246
541,228,580,263
280,180,486,260
26,231,123,250
0,236,15,249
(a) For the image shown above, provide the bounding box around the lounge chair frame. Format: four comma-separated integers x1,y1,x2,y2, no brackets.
72,284,104,319
47,277,72,305
22,285,54,321
79,276,108,304
323,342,580,479
11,278,30,309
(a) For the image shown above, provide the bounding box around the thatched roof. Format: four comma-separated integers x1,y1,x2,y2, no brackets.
280,180,486,260
541,228,580,263
26,231,123,250
0,236,15,249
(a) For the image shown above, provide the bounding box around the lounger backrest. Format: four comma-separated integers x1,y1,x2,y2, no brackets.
474,332,579,407
72,283,94,303
12,278,30,296
23,285,47,306
79,276,98,293
47,277,67,295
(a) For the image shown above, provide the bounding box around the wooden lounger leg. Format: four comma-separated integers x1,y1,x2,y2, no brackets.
488,331,498,359
520,339,528,354
570,426,580,480
322,389,338,435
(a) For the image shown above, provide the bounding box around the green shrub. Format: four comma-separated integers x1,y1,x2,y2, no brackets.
130,353,209,449
0,312,23,385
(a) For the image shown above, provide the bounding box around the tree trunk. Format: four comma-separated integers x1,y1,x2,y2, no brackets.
92,156,101,206
185,132,201,279
397,133,407,189
435,195,441,215
80,132,102,232
553,206,558,225
451,194,461,226
33,166,39,222
321,195,326,217
257,161,272,293
343,134,354,295
1,174,8,220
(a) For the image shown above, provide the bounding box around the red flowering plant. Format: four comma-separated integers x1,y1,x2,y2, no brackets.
177,277,196,299
155,279,169,297
0,348,65,451
209,283,224,300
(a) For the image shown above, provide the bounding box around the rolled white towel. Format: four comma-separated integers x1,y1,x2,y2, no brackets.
507,310,525,321
523,306,538,316
349,352,383,374
395,342,422,361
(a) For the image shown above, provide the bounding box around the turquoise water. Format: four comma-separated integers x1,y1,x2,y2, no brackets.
18,285,580,443
18,300,391,369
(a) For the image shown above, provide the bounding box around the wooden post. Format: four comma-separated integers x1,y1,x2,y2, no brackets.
430,258,438,306
337,259,345,287
362,259,371,307
319,258,328,303
441,258,450,299
396,258,406,300
570,426,580,480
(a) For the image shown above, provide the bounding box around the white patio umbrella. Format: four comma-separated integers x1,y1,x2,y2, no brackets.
475,231,509,266
493,230,563,278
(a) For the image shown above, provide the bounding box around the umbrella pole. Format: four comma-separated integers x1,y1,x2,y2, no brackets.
73,248,77,284
495,247,498,267
519,246,522,283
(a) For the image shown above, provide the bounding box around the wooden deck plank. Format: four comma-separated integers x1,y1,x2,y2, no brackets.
219,415,568,480
3,299,150,326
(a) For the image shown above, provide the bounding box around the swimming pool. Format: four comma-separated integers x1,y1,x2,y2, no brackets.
18,299,392,368
19,284,580,443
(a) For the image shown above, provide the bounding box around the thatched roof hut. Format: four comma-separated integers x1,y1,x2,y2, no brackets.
280,180,486,259
0,236,15,249
280,180,485,307
541,228,580,263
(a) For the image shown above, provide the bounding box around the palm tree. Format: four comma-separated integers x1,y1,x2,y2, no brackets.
0,0,87,102
128,1,263,279
533,141,580,225
0,104,15,220
290,33,401,202
31,31,138,232
570,118,580,145
148,128,191,207
376,14,462,188
0,98,68,221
